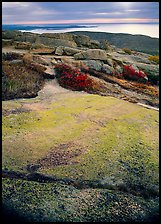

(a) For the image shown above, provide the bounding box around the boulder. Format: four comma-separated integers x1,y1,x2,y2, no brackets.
60,57,85,69
89,40,100,49
129,55,151,64
102,64,114,74
30,47,55,54
74,49,107,60
35,36,77,48
104,58,114,67
135,63,159,76
73,34,91,47
55,46,64,56
15,42,32,50
33,55,49,66
31,43,50,49
51,58,58,65
99,40,113,51
63,47,81,56
15,33,38,43
115,65,124,74
40,33,74,41
83,60,103,71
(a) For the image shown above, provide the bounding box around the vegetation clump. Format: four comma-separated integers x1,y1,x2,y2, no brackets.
148,55,159,64
2,53,45,100
123,48,132,55
122,65,148,81
54,63,106,93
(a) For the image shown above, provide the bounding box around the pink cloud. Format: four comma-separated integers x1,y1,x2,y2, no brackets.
12,18,159,25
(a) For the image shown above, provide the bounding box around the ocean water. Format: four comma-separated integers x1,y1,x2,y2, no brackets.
2,23,159,38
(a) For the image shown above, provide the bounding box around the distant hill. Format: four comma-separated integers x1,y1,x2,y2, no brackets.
69,31,159,55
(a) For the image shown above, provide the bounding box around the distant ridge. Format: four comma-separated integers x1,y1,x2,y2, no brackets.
69,31,159,55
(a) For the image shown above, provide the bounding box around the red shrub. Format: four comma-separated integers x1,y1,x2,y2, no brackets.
123,65,148,81
54,63,94,91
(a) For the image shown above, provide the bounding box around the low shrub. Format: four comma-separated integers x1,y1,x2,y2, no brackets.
146,74,159,85
2,60,45,100
54,63,95,91
123,48,132,55
148,55,159,64
2,52,21,61
122,65,148,82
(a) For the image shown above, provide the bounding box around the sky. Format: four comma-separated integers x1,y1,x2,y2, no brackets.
2,2,159,25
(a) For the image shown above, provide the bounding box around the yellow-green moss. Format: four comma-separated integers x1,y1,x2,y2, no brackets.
2,94,159,187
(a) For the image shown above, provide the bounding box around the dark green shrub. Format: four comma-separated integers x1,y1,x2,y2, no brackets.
147,74,159,85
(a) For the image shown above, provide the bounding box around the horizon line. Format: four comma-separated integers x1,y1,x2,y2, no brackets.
2,22,159,25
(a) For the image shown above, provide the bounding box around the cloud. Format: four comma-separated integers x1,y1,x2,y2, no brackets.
2,2,159,24
2,2,60,23
125,9,141,12
94,12,124,16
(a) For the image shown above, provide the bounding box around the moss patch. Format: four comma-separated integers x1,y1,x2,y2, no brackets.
2,93,159,221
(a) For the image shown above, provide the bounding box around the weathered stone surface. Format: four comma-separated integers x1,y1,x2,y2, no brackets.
15,42,32,50
104,58,114,67
135,63,159,76
83,60,103,71
102,64,114,74
55,46,64,56
35,36,77,48
73,34,100,49
99,40,113,51
74,49,107,60
89,40,100,49
73,34,91,47
33,55,49,66
129,55,151,64
115,65,124,74
30,47,55,54
51,58,58,65
63,47,81,56
40,33,74,41
31,43,50,49
60,57,85,69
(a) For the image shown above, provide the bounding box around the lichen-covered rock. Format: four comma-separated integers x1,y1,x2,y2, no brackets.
89,39,100,49
73,34,100,49
60,57,85,69
35,36,77,48
63,47,81,56
33,55,49,66
73,34,91,47
15,42,32,50
74,49,107,60
102,64,114,74
83,60,103,71
104,58,114,67
40,33,74,41
99,40,113,51
30,47,55,54
55,46,64,56
135,63,159,76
